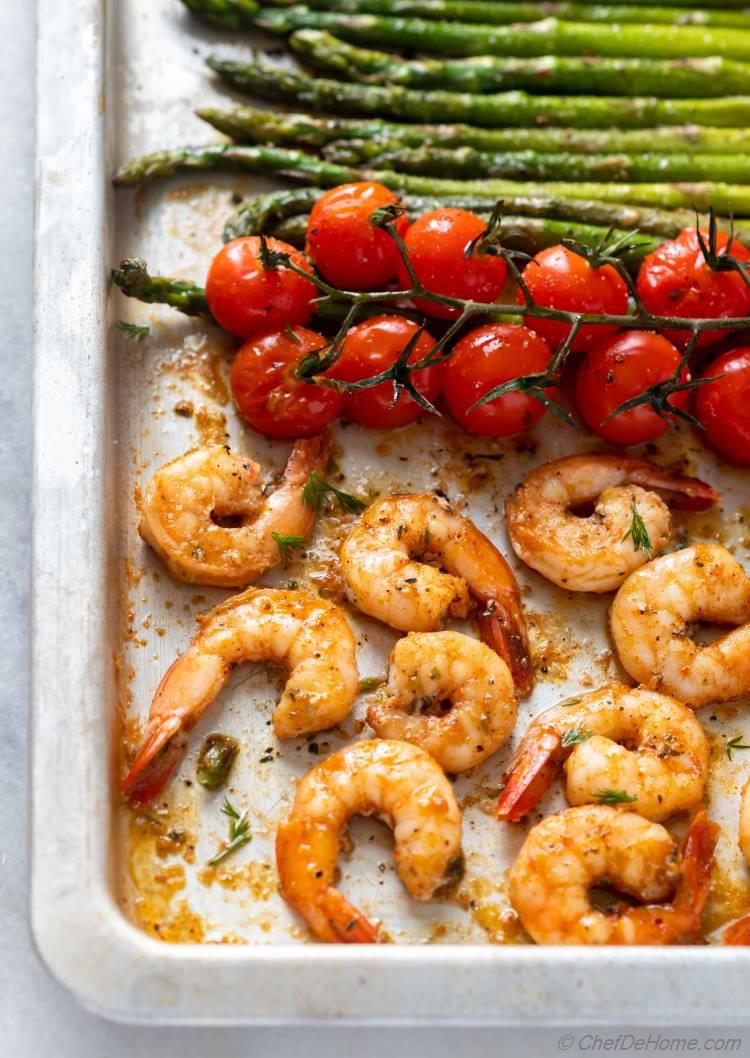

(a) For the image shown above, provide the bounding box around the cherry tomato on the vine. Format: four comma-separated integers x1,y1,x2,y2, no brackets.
636,227,750,349
575,330,689,446
443,323,555,437
330,315,441,429
520,244,629,353
397,208,507,320
230,325,345,440
306,182,409,291
695,346,750,465
205,236,317,339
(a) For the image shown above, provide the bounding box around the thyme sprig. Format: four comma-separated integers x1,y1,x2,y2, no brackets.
259,205,750,425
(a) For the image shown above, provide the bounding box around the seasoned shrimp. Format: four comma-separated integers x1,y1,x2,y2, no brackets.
367,631,516,774
121,587,358,806
505,454,718,593
509,805,718,945
138,433,329,586
276,739,463,942
497,684,708,823
610,544,750,708
340,492,532,695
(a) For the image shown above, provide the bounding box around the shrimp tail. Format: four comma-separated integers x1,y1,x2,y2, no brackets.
673,810,719,936
287,431,331,483
723,913,750,945
628,465,719,513
478,595,533,698
497,729,563,822
120,716,186,807
321,887,382,944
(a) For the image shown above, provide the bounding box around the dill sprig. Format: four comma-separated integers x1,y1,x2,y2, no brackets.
116,320,150,341
726,735,750,761
208,797,252,867
561,722,593,749
622,500,652,558
595,788,638,806
302,471,366,514
271,531,306,561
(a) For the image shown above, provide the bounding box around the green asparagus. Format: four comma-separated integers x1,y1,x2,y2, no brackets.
112,257,210,316
196,105,750,155
180,0,259,28
254,8,750,61
227,186,750,245
113,141,750,214
265,0,750,28
290,29,750,98
325,143,750,184
207,58,750,129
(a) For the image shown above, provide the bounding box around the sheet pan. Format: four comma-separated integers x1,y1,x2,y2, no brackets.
31,0,750,1023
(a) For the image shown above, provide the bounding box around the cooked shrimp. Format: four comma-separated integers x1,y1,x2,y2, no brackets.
340,492,532,695
497,684,708,823
121,587,358,806
509,805,718,945
138,434,330,586
367,631,516,774
505,454,718,593
610,544,750,708
276,739,464,943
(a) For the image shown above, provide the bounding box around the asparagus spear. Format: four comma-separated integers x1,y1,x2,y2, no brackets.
325,143,750,184
180,0,259,28
113,141,750,215
265,0,750,29
290,29,750,98
196,105,750,155
207,58,750,129
226,186,750,244
112,258,210,316
253,8,750,61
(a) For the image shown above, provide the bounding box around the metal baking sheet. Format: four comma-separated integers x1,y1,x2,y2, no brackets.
31,0,750,1024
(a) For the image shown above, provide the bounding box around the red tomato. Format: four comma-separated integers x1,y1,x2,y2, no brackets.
443,323,555,437
397,208,507,320
330,315,442,429
205,236,317,339
695,346,750,465
306,182,409,290
230,326,345,439
575,330,689,446
520,244,629,353
636,227,750,348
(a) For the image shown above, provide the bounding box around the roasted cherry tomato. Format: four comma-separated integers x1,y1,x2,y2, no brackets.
230,325,345,439
397,208,507,320
520,244,629,353
205,236,317,339
330,315,441,429
695,346,750,465
306,182,408,290
636,227,750,348
443,323,555,437
575,330,689,446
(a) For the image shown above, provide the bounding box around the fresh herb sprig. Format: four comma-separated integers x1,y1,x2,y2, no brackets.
595,788,638,806
302,471,366,514
622,500,652,558
272,531,306,561
726,735,750,761
561,722,593,749
208,797,252,867
116,320,150,341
